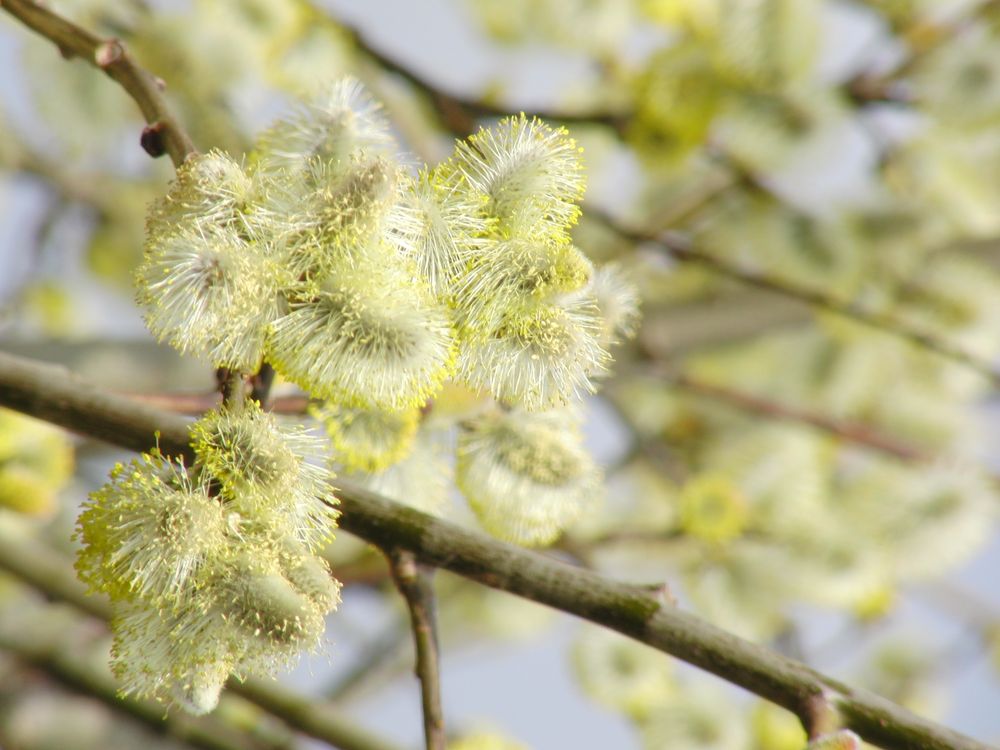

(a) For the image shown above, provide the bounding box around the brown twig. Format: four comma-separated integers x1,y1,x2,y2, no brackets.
662,370,929,463
0,350,991,750
340,21,626,137
2,0,197,168
386,549,445,750
126,391,311,416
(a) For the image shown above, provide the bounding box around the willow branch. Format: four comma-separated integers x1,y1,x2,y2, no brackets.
1,0,197,167
386,550,445,750
0,350,990,750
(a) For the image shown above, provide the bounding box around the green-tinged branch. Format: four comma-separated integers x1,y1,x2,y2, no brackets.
0,349,990,750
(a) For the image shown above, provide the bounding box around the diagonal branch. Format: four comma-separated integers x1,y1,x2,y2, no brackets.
386,550,445,750
1,0,197,167
657,369,930,464
338,20,626,138
0,349,991,750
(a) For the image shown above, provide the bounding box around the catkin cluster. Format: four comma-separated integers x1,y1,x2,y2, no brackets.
81,77,636,713
134,77,635,544
76,402,339,713
137,78,622,411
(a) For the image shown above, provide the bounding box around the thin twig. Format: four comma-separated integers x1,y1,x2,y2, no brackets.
2,0,197,167
386,549,445,750
661,370,930,463
0,350,991,750
594,210,1000,387
339,20,626,137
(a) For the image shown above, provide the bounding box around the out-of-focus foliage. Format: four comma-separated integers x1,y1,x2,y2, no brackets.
0,409,73,516
2,0,1000,747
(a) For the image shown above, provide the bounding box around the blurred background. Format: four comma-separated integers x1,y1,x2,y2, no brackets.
1,0,1000,748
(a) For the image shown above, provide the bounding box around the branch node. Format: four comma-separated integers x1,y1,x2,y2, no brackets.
801,689,842,740
391,549,419,583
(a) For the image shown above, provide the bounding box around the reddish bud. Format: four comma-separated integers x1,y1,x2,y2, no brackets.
140,122,167,158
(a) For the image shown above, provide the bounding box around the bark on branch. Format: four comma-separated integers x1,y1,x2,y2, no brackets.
0,349,990,750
